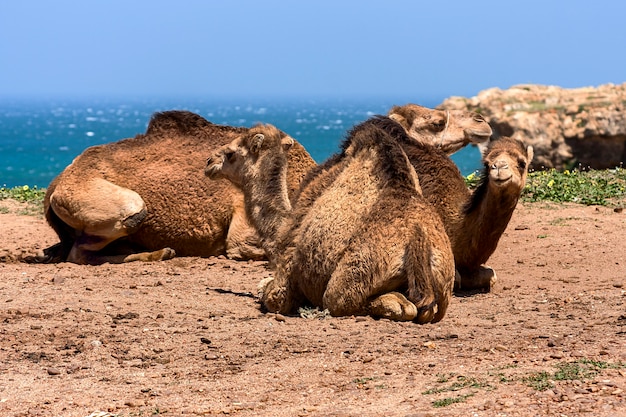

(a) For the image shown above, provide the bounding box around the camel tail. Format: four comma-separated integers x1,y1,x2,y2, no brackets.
405,237,451,324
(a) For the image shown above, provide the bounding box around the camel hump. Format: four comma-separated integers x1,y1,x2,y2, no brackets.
343,116,419,189
146,110,214,136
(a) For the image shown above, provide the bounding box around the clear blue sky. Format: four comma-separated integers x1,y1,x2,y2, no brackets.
2,0,625,101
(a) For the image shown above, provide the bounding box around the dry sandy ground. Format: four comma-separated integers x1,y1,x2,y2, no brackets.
0,199,625,417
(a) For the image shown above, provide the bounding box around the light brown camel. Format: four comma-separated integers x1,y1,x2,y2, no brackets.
206,117,454,323
388,104,492,154
37,110,316,265
400,136,533,291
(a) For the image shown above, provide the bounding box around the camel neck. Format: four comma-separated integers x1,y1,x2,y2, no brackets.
457,187,520,268
242,160,292,262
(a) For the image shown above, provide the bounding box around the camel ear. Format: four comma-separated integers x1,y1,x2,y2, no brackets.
526,145,534,163
250,133,265,154
388,112,409,130
281,136,295,152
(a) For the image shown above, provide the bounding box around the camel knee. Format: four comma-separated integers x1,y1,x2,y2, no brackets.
322,290,364,318
50,178,147,242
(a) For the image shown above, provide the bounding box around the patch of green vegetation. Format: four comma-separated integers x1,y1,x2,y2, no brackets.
422,374,492,407
353,376,378,385
432,393,475,408
524,359,626,391
429,375,489,394
0,185,46,216
0,185,46,202
466,168,626,206
523,168,626,205
549,217,581,226
523,371,554,391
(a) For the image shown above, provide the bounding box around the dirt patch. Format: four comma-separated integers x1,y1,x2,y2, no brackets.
0,200,625,416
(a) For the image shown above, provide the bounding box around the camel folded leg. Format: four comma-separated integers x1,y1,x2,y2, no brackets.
455,265,497,292
257,249,304,314
225,198,266,261
368,292,418,321
50,178,175,265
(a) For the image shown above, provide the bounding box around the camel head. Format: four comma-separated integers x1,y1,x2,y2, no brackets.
205,124,295,188
388,104,492,155
482,136,534,193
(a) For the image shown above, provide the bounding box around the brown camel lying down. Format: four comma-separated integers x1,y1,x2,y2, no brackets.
206,117,455,323
36,110,316,265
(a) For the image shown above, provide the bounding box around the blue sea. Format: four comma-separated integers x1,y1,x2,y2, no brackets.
0,97,483,188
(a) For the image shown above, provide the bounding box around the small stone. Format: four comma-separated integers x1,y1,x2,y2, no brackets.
274,314,286,322
614,207,623,213
124,399,145,407
47,367,61,376
67,364,81,374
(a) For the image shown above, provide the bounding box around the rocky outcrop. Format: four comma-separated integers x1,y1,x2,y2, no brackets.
440,83,626,170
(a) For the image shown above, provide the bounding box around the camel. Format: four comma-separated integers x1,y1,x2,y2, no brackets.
206,117,455,323
37,110,316,265
387,104,492,154
400,135,533,291
290,103,492,215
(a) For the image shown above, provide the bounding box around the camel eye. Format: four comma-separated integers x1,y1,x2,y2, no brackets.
518,159,527,169
473,114,485,123
433,120,446,131
225,150,236,162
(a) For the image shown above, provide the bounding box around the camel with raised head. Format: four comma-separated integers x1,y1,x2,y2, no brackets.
388,103,492,154
206,118,454,323
290,103,492,217
400,136,533,291
38,110,316,265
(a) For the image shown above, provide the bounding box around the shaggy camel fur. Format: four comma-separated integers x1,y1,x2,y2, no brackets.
401,136,533,291
39,110,315,265
388,104,492,154
206,118,454,323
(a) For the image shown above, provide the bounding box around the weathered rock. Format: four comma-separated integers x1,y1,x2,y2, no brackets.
440,83,626,170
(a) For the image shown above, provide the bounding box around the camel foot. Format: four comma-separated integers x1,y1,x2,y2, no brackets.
257,277,274,299
22,242,69,264
123,247,176,263
258,277,290,314
455,266,497,292
369,292,418,322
